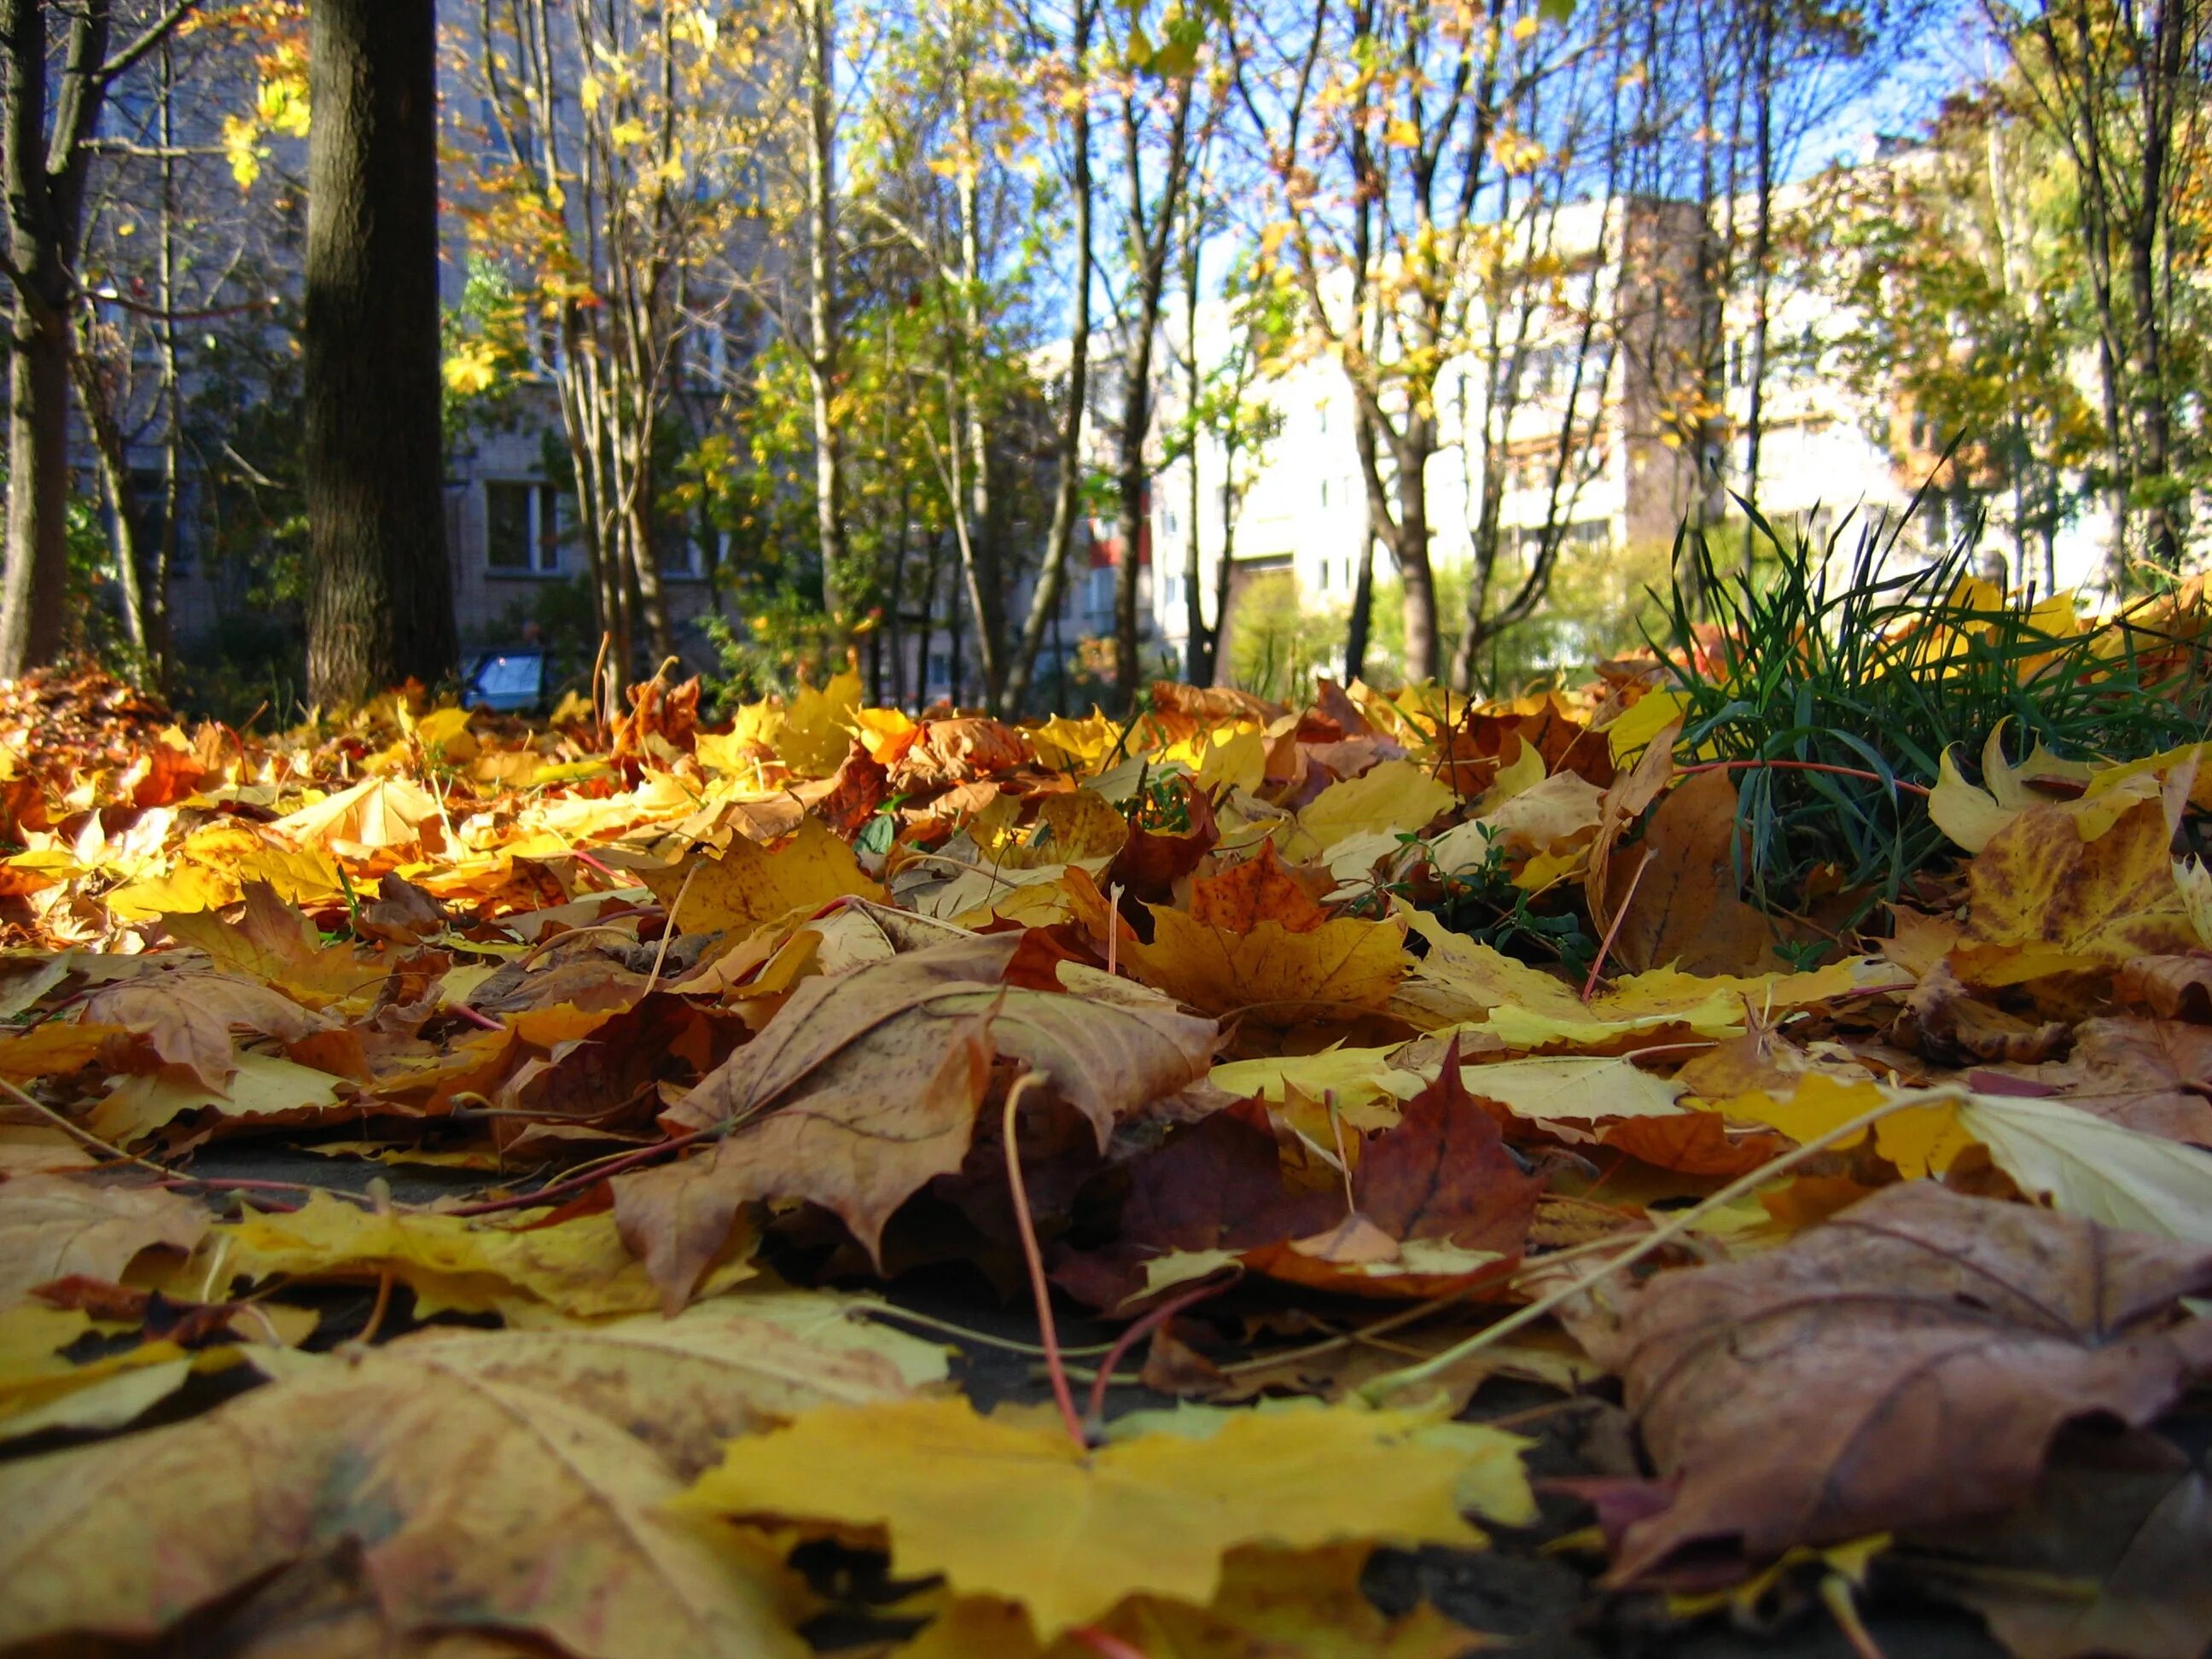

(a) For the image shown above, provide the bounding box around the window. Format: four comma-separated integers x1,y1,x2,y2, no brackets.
1320,479,1330,509
1318,403,1329,434
485,482,562,573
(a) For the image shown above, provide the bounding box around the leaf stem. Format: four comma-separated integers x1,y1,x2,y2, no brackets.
1084,1270,1237,1426
1002,1069,1086,1447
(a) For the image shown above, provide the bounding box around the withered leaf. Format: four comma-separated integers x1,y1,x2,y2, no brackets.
0,1173,212,1305
616,935,1214,1303
0,1347,809,1658
83,969,332,1091
1569,1181,2212,1582
1610,771,1783,977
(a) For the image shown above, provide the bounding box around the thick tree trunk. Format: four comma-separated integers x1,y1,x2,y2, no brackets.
1,300,69,672
304,0,457,707
1,0,107,676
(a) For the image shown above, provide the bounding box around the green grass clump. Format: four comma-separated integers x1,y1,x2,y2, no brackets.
1649,503,2212,930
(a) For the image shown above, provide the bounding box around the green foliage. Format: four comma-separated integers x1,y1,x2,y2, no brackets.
63,497,148,685
1423,821,1596,975
441,254,533,452
1651,503,2212,926
1226,572,1342,700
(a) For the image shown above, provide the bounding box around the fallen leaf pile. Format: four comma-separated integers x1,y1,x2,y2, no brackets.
2,660,2210,1656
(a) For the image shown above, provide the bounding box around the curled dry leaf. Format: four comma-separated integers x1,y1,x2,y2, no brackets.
1567,1181,2212,1582
82,968,332,1091
0,1173,211,1305
616,934,1216,1304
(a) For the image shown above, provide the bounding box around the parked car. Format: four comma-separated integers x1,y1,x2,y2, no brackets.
460,647,550,713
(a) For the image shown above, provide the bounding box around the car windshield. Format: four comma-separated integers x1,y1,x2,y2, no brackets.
472,654,542,699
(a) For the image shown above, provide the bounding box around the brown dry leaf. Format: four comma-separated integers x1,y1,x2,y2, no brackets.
0,1173,211,1304
0,1346,811,1658
1250,1061,1545,1298
642,816,882,937
2116,951,2212,1020
1906,1425,2212,1659
616,935,1215,1301
1187,841,1336,930
1889,958,2071,1064
1959,799,2197,976
889,717,1036,789
1586,720,1677,934
1567,1181,2212,1582
1610,771,1783,976
385,1294,946,1476
82,969,331,1090
2017,1016,2212,1144
161,881,388,1009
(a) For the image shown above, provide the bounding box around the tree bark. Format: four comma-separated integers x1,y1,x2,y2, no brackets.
1,0,109,675
1110,77,1195,713
304,0,457,707
804,0,851,651
998,0,1094,717
1343,405,1379,682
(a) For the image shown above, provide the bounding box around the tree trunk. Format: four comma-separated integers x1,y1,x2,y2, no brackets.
67,331,150,666
1343,405,1379,682
1179,202,1211,685
304,0,457,707
1,296,69,673
1,0,108,676
999,0,1094,717
1391,423,1437,682
804,0,851,651
1110,79,1195,713
1739,0,1777,575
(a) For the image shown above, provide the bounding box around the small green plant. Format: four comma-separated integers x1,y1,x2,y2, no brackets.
1650,500,2212,927
1420,823,1596,977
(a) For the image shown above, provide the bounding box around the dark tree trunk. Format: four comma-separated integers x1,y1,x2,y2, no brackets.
304,0,457,707
1343,405,1379,681
998,0,1094,718
2,301,69,672
1,0,108,676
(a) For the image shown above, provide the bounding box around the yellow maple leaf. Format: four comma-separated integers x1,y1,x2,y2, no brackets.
1962,799,2194,969
678,1395,1534,1639
774,671,863,777
1126,909,1409,1025
641,817,882,937
220,1192,756,1318
1292,760,1456,855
